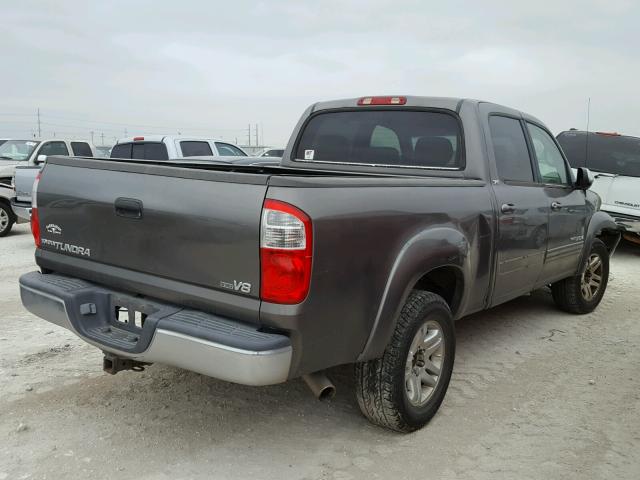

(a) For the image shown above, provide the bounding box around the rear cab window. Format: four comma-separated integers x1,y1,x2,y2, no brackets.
558,131,640,177
294,110,463,169
110,142,168,160
110,143,131,159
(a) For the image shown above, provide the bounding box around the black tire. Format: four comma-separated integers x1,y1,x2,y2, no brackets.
0,202,15,237
354,291,455,433
551,239,609,314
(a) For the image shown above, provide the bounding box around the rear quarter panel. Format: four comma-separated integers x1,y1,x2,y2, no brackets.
261,179,494,376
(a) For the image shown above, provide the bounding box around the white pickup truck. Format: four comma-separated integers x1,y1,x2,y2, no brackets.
110,136,248,160
557,130,640,244
1,139,95,236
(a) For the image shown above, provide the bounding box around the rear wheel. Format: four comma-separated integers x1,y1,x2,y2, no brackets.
551,239,609,314
354,291,455,432
0,202,15,237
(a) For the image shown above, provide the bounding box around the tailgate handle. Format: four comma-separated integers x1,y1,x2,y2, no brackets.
115,197,143,219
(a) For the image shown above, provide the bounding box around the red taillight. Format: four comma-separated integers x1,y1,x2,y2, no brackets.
260,199,312,304
357,96,407,106
31,172,42,248
133,136,144,141
595,131,621,136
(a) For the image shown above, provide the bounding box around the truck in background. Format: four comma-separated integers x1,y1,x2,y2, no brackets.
557,130,640,244
110,136,248,160
0,139,95,236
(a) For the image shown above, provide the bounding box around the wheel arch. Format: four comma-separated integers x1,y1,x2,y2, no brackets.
357,227,470,362
577,211,621,275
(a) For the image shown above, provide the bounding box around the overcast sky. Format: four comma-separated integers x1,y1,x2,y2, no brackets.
2,0,639,146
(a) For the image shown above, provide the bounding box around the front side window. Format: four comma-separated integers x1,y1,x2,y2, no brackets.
489,116,534,182
215,142,247,157
295,110,463,168
0,140,40,161
39,141,69,157
181,141,213,157
527,123,569,185
262,149,284,157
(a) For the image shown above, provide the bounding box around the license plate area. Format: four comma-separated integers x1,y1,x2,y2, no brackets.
110,295,159,334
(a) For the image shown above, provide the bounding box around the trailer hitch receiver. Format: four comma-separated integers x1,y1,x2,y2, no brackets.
103,353,150,374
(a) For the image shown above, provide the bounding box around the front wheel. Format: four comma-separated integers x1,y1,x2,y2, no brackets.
551,239,609,314
354,291,455,432
0,202,15,237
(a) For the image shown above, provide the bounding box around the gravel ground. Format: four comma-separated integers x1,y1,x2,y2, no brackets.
1,224,639,480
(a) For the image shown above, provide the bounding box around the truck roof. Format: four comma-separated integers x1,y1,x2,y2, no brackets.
309,96,544,125
115,135,222,144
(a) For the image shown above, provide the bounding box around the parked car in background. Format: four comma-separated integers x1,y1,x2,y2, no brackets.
557,130,640,244
110,136,248,160
95,145,112,158
20,96,620,432
1,139,95,236
259,148,285,158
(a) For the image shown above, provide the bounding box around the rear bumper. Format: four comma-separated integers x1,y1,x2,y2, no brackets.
19,271,292,386
10,198,31,222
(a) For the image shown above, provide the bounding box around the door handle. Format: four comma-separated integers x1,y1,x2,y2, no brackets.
114,197,143,219
551,201,562,211
501,203,516,214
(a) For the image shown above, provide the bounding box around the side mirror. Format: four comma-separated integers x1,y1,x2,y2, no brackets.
36,154,47,164
575,167,594,190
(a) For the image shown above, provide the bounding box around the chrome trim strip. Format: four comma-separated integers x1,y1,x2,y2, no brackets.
292,158,461,171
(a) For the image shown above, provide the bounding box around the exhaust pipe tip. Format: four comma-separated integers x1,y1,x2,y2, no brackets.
302,371,336,400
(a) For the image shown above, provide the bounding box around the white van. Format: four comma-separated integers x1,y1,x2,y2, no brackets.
557,130,640,244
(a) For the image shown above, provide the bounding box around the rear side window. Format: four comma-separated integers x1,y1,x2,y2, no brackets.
295,110,463,168
215,142,247,157
489,116,534,182
181,141,213,157
110,144,132,159
71,142,92,156
39,141,69,157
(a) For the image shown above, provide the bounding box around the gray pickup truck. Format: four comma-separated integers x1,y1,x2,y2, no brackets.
19,96,620,432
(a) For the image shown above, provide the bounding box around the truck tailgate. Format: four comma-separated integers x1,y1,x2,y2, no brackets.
36,158,268,303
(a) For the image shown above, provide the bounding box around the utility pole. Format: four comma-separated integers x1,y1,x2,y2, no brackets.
91,131,95,144
37,108,41,138
255,123,259,147
247,124,251,146
261,124,264,146
100,132,104,145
